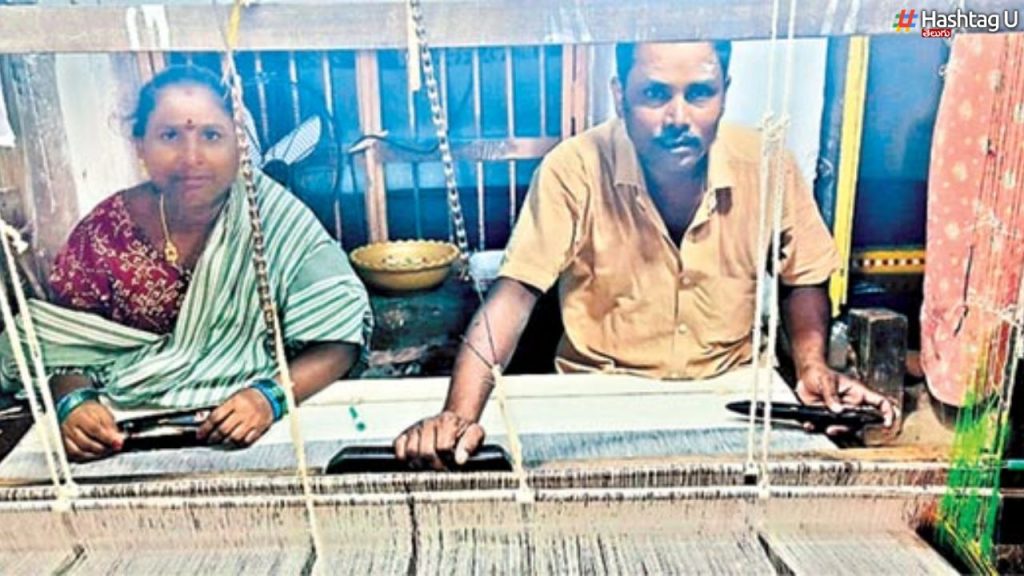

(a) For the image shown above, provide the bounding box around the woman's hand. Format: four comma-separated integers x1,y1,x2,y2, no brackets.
61,401,124,462
197,388,275,447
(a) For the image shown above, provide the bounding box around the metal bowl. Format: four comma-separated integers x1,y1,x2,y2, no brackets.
350,240,459,294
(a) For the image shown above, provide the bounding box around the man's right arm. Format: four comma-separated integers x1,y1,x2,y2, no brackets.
394,141,586,469
393,278,540,470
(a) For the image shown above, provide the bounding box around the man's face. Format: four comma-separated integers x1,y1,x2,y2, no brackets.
614,42,728,181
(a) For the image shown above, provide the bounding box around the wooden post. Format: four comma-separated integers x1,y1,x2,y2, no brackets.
134,52,167,86
560,44,589,138
813,37,849,232
828,36,869,317
0,58,46,299
355,50,388,243
4,55,80,278
0,61,27,228
848,308,907,445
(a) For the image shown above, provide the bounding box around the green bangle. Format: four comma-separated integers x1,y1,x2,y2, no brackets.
56,388,101,424
249,378,288,421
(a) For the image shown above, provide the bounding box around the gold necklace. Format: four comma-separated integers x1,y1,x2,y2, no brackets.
158,193,180,265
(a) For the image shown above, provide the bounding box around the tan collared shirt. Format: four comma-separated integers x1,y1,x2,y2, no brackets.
499,118,840,380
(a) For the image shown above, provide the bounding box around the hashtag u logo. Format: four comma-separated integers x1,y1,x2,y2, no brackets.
892,9,917,32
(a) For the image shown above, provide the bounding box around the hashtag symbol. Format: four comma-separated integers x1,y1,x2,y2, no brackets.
892,9,917,32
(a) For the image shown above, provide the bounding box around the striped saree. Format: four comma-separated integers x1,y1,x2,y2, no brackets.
0,173,371,409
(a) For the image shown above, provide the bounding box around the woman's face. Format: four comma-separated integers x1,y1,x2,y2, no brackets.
136,83,239,202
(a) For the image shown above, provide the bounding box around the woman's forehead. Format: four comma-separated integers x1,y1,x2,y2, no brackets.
150,84,231,122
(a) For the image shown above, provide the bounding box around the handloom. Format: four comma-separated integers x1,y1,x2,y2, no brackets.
0,371,959,574
925,34,1024,573
0,2,1009,575
0,371,834,482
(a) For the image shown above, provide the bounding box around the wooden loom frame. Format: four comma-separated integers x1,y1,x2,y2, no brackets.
0,0,1016,465
1,0,1021,267
0,0,1022,571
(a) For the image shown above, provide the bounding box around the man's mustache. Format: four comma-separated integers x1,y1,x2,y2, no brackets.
655,131,702,149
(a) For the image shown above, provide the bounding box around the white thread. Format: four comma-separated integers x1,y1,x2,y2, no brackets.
0,264,61,494
265,302,326,567
125,7,141,52
841,0,862,36
408,0,472,273
0,218,75,502
746,0,799,494
760,0,801,495
141,5,171,52
492,366,534,504
820,0,839,36
406,0,532,505
746,0,784,480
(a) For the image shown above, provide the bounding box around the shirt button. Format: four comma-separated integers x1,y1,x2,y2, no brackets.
677,324,688,334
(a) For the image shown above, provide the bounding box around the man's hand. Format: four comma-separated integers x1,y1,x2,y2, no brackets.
795,361,896,435
198,388,274,447
393,411,486,471
61,401,124,462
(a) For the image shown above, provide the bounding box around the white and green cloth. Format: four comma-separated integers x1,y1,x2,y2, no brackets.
0,173,371,409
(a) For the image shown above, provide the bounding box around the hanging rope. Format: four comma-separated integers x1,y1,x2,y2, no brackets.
744,0,800,493
760,0,800,490
0,220,76,505
745,0,783,480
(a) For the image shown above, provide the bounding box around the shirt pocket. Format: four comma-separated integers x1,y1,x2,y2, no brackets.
698,276,756,346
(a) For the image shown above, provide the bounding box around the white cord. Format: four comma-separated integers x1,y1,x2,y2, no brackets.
0,219,76,505
746,0,800,494
746,0,784,478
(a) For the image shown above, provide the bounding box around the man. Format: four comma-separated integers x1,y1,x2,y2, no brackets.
395,41,894,469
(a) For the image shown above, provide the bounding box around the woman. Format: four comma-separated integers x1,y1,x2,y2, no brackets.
1,66,371,461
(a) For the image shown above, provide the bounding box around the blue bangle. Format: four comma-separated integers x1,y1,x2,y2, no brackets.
249,378,287,422
56,388,101,424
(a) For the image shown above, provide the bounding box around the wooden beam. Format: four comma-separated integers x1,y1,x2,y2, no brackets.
2,55,80,278
813,37,849,231
561,44,589,137
828,35,869,317
2,0,1021,54
354,50,388,243
0,59,48,300
0,65,26,230
376,137,559,164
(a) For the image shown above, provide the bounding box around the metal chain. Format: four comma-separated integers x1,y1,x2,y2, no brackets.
219,5,326,567
223,55,279,354
409,0,471,276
